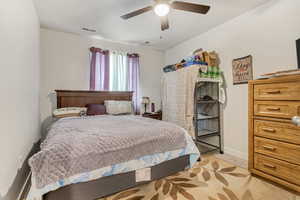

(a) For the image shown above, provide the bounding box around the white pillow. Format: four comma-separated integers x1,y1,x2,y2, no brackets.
53,107,87,118
104,101,133,115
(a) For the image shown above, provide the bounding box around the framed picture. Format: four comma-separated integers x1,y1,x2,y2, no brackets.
232,55,253,85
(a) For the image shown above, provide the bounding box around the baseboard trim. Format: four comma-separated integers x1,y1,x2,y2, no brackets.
1,141,40,200
224,147,248,161
17,172,31,200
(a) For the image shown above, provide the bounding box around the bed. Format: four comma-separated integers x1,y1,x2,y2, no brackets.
27,90,200,200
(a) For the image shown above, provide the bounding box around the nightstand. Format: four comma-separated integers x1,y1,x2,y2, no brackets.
142,112,162,120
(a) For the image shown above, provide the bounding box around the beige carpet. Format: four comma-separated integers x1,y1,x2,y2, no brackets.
100,156,299,200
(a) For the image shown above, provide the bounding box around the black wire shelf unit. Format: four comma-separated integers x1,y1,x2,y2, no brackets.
194,81,223,154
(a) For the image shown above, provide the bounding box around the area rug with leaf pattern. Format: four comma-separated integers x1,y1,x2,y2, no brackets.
99,156,299,200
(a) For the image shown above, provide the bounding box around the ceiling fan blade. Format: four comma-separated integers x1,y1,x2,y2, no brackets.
160,16,169,31
171,1,210,14
121,6,153,20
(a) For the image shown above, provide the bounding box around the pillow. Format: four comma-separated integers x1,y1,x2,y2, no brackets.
53,107,87,118
104,100,133,115
86,104,106,116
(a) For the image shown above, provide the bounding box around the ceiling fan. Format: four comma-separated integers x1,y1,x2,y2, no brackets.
121,0,210,31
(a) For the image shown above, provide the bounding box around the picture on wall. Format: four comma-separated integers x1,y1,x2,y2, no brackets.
232,55,253,85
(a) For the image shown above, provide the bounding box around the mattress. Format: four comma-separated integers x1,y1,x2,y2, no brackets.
27,115,200,200
28,133,199,200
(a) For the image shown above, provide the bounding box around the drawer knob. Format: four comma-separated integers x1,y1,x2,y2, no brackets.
263,146,276,151
292,116,300,127
267,107,281,111
263,163,277,170
266,90,281,94
262,128,276,133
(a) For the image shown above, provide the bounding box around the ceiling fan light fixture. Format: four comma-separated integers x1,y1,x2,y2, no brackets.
154,3,170,17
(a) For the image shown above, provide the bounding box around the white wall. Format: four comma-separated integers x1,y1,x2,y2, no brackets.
40,29,165,122
0,0,40,196
165,0,300,160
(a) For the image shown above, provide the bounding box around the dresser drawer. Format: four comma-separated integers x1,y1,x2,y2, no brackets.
254,153,300,186
254,101,300,119
254,82,300,100
254,137,300,165
254,120,300,145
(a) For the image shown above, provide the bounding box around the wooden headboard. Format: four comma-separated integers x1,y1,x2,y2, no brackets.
56,90,133,108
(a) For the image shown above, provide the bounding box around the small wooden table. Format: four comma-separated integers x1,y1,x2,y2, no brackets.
142,112,162,120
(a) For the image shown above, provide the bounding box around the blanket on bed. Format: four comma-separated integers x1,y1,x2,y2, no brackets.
29,115,187,189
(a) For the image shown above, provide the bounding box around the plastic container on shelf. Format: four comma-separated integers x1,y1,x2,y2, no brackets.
200,65,221,79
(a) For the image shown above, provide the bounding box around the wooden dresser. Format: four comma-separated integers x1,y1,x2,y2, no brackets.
248,74,300,192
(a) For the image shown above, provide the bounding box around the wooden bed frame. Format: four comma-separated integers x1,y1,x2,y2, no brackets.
56,90,133,108
43,90,191,200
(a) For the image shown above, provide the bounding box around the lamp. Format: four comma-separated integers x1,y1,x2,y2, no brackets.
142,97,150,114
154,3,170,17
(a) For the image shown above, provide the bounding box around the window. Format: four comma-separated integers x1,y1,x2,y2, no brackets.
109,52,128,91
89,47,140,113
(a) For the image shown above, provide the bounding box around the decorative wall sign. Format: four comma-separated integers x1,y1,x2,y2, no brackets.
232,55,253,85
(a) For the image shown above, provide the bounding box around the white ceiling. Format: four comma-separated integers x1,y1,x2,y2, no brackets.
34,0,270,50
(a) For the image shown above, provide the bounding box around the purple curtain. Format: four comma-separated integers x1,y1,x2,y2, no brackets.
90,47,110,90
127,54,140,114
